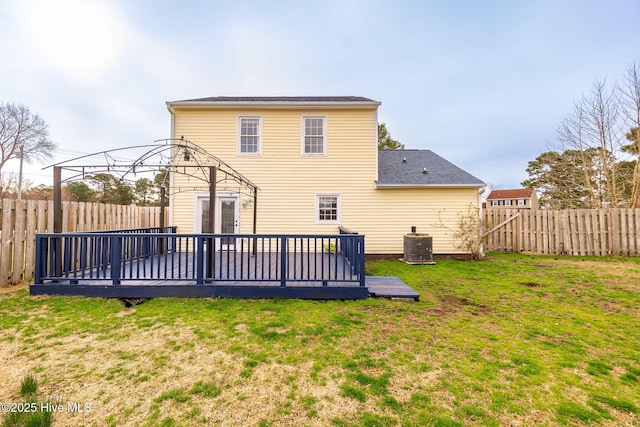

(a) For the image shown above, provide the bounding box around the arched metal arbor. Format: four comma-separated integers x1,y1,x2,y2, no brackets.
46,138,259,234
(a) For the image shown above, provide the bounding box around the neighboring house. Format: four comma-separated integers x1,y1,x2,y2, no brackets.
166,96,485,255
486,188,538,210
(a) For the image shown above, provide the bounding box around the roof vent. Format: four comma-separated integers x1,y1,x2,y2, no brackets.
422,168,428,174
402,157,407,163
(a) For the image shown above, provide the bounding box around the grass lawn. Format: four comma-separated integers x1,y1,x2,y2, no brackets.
0,253,638,426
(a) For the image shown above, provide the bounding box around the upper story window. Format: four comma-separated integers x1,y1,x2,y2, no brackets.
517,199,526,206
490,200,499,206
505,200,512,206
302,116,326,156
238,116,262,155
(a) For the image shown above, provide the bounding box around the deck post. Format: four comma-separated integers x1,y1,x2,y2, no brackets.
110,236,122,285
280,236,287,287
196,237,204,285
34,236,43,284
358,236,366,287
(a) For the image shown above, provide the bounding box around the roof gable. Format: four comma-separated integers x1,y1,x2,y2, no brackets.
377,150,484,188
487,189,535,199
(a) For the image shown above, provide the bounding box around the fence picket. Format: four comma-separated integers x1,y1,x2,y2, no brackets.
633,209,640,256
1,199,13,283
13,200,26,281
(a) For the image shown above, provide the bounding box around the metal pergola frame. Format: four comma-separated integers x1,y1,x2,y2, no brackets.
45,138,260,236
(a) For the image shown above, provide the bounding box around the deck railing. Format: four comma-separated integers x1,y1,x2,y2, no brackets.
339,226,363,277
89,226,178,235
34,231,365,288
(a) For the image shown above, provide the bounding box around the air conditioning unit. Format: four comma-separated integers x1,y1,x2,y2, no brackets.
403,233,435,264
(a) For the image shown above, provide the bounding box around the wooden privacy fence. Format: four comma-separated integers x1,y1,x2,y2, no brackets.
0,199,165,286
483,208,640,256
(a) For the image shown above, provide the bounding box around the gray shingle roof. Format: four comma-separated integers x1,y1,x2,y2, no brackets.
170,96,379,103
377,150,485,187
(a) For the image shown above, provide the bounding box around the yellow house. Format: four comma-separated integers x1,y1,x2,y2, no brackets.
166,96,485,255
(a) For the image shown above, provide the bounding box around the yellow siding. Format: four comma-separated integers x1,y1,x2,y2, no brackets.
169,105,479,254
346,188,480,254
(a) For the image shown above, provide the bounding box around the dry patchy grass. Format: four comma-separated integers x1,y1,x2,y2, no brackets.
0,253,638,426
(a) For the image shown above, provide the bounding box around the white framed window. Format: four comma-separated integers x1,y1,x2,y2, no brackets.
505,200,512,206
517,199,526,206
315,193,341,224
490,200,499,206
302,116,327,156
237,115,262,155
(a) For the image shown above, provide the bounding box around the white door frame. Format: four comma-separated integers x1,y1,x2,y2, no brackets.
194,192,240,249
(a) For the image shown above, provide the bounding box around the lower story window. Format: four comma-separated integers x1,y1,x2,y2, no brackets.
316,194,341,224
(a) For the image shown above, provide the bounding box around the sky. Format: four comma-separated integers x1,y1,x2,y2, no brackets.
1,0,639,193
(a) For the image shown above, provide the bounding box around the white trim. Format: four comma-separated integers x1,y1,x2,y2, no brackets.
375,114,379,181
167,101,381,110
301,115,327,156
315,193,341,224
193,191,240,233
236,115,262,155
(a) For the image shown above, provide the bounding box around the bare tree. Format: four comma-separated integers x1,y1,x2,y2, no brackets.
619,62,640,207
0,172,20,198
438,205,490,260
555,78,625,207
0,102,56,174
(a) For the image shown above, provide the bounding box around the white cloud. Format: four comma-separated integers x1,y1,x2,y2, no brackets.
11,0,128,81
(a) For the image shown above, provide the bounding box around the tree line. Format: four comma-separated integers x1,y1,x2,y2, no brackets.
523,62,640,209
0,171,168,206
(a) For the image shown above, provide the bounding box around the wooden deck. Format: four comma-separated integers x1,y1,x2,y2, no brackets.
32,230,420,300
32,250,369,299
31,252,419,300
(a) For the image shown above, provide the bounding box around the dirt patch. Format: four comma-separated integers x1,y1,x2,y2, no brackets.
438,296,491,314
520,282,543,288
533,264,555,268
596,300,623,314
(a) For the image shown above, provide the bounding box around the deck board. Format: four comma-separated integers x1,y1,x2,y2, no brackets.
366,276,421,301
